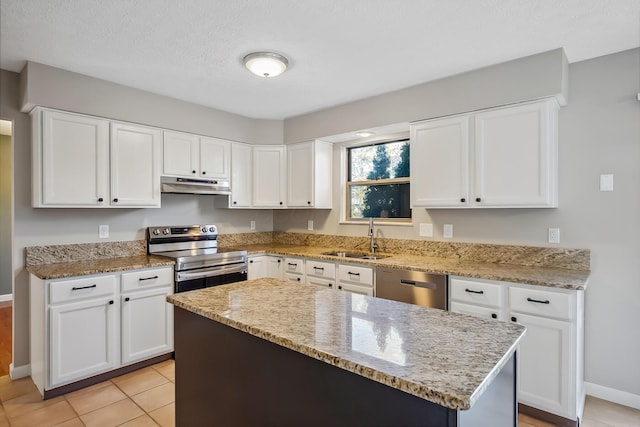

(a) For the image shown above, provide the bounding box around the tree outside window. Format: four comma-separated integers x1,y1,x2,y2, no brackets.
347,139,411,221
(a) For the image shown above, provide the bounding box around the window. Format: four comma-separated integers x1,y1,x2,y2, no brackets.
346,139,411,221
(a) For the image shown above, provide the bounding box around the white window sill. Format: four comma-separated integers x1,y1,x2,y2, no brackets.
338,221,414,227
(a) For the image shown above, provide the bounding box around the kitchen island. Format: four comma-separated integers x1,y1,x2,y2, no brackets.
168,279,526,427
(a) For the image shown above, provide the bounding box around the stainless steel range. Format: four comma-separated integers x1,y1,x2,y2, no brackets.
147,224,247,293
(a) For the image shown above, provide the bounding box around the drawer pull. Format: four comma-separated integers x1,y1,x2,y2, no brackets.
71,284,97,291
109,300,114,305
313,267,324,271
124,297,130,302
465,288,484,294
296,278,300,282
139,275,159,281
527,297,550,305
288,263,297,267
491,313,497,319
349,272,361,276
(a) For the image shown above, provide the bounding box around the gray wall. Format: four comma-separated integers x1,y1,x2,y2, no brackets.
0,134,11,295
275,48,640,398
2,67,275,369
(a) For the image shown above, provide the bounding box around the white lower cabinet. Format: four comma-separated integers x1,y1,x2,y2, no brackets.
449,276,584,422
248,255,283,280
305,260,336,290
337,264,374,296
49,290,119,388
30,267,174,395
284,257,305,283
267,256,284,280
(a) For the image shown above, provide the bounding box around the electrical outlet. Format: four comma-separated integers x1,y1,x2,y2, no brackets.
548,228,560,244
307,220,314,231
250,221,256,231
99,225,109,239
599,174,614,191
443,224,453,238
419,223,433,237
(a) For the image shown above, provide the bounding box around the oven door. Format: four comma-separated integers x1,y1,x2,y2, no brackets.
175,263,247,293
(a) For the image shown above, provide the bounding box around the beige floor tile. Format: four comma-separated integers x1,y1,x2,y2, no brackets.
66,383,127,415
120,414,159,426
148,402,174,427
583,396,640,427
54,417,86,426
0,376,39,402
80,398,144,427
113,368,169,397
130,382,174,413
581,418,614,427
10,400,77,427
153,363,174,383
3,390,65,420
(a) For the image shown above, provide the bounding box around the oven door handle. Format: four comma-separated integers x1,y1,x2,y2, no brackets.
177,263,247,281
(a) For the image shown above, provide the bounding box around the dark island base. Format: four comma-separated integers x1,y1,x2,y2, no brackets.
174,307,517,427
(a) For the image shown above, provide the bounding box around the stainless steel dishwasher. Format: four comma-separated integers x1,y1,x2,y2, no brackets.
375,267,447,309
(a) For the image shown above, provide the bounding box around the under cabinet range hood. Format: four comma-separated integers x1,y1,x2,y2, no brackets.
161,176,231,195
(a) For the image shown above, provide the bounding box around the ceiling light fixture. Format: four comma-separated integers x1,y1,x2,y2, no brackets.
243,52,289,78
356,131,374,138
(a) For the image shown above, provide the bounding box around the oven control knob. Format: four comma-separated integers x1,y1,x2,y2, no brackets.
152,229,160,235
162,228,170,235
201,226,207,232
209,226,215,232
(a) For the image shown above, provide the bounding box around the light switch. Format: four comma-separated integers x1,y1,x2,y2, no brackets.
599,174,614,192
99,225,109,239
250,220,256,230
419,223,433,237
307,220,314,231
443,224,453,238
548,228,560,244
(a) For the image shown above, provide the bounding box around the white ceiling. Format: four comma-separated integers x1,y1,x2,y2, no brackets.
1,1,638,120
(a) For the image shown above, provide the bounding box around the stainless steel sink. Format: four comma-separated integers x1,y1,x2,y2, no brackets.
321,251,389,260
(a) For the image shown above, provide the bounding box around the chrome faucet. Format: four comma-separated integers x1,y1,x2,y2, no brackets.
368,218,378,253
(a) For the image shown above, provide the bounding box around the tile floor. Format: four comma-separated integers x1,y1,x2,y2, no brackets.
1,359,639,426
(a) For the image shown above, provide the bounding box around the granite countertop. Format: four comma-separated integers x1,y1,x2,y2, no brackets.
228,243,590,290
168,278,526,410
27,255,175,280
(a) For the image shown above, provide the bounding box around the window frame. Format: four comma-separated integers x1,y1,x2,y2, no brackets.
343,137,411,224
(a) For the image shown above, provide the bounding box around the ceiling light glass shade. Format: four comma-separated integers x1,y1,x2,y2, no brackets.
356,131,374,138
243,52,289,77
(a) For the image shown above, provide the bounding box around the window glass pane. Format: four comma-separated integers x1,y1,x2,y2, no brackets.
349,140,409,181
349,183,411,219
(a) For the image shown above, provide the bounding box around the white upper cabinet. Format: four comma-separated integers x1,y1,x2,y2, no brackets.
32,108,161,208
163,131,230,180
229,142,252,208
253,145,287,208
36,109,110,207
410,115,470,207
287,140,333,208
411,99,558,208
110,123,162,207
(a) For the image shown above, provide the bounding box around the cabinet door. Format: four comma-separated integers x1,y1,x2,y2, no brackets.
474,100,557,207
163,131,199,177
230,143,252,207
200,137,230,179
410,116,470,207
49,297,118,387
338,282,373,296
248,256,267,280
450,301,503,320
510,312,572,417
40,110,110,206
287,141,314,207
121,287,173,365
267,256,284,280
253,146,286,207
110,123,162,207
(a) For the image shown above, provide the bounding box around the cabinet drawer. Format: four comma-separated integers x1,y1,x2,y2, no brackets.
307,277,335,289
450,301,504,321
339,282,373,296
509,286,573,321
338,264,373,286
284,258,304,274
284,272,304,283
50,275,117,304
450,277,505,308
305,260,335,279
121,268,173,292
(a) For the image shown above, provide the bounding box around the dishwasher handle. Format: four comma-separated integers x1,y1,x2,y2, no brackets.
399,279,438,290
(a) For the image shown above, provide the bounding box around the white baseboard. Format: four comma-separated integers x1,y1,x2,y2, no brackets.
0,294,12,302
585,381,640,410
9,363,31,380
